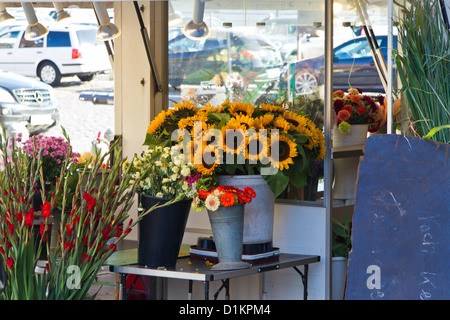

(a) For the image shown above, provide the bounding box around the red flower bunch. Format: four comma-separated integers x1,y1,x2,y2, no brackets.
333,88,386,133
193,185,256,212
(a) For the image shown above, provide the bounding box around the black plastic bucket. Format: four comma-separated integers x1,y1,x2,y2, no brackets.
137,195,192,269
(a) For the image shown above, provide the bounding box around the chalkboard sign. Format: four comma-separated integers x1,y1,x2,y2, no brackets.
345,134,449,300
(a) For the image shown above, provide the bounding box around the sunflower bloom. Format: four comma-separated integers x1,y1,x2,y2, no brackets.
260,103,285,115
273,117,291,133
246,131,269,162
283,111,307,129
147,109,169,134
228,102,254,117
269,133,298,171
253,114,274,129
234,114,255,129
221,119,247,155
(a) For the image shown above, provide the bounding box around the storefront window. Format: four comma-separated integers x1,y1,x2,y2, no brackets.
167,0,391,203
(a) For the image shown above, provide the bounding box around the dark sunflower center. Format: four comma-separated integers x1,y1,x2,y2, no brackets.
247,139,264,156
277,140,291,162
225,131,245,151
285,119,299,126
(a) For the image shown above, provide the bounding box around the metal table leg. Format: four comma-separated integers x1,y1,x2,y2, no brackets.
293,264,309,300
204,281,210,300
120,273,127,300
188,280,193,300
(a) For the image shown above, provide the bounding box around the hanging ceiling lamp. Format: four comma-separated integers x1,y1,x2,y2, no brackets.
183,0,211,40
0,3,14,23
93,2,121,41
169,0,182,27
53,2,71,22
22,2,48,41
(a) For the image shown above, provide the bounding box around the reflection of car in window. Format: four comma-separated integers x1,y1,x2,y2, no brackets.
0,70,59,137
279,35,397,94
168,28,283,93
0,25,110,86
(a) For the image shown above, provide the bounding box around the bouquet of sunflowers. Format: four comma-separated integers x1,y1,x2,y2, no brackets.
144,100,326,198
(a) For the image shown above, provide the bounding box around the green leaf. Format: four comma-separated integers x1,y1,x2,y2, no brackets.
143,133,160,147
207,112,231,128
423,125,450,140
289,171,307,188
263,170,290,198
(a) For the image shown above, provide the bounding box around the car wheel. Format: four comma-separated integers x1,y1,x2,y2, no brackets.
38,61,61,87
294,71,318,94
78,74,95,82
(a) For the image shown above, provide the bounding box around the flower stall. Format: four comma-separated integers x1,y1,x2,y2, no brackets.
2,0,446,302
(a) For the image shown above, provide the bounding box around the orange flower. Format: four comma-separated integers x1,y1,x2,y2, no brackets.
220,192,235,207
337,110,351,122
333,90,345,97
349,94,360,103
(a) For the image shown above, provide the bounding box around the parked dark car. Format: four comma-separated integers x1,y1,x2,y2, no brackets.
0,70,59,135
280,35,397,94
169,29,283,91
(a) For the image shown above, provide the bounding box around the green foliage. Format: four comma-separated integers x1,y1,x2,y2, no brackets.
332,214,352,259
0,128,177,300
395,0,450,143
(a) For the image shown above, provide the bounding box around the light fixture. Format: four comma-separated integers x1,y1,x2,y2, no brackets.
53,2,71,22
0,3,15,23
169,0,182,27
183,0,211,40
93,2,121,41
22,2,48,41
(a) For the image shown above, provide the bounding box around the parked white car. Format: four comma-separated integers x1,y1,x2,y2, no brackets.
0,70,59,137
0,24,111,86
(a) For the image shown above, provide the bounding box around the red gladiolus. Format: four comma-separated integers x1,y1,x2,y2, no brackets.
40,222,49,242
66,224,74,237
6,257,13,270
15,212,23,224
83,192,96,211
82,252,91,264
41,201,51,219
24,208,34,228
102,225,112,240
109,243,117,252
115,224,123,238
7,222,14,237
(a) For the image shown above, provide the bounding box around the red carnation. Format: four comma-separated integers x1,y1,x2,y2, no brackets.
356,106,367,114
243,187,256,198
